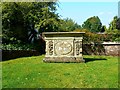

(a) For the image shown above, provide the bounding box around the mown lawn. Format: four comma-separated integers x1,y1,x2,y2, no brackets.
1,55,118,88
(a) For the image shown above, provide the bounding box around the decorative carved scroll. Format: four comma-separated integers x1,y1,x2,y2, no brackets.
48,40,53,55
75,41,82,55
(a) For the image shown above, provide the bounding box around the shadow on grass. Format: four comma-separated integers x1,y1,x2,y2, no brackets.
84,57,107,63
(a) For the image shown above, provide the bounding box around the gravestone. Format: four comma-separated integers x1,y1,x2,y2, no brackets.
42,32,85,63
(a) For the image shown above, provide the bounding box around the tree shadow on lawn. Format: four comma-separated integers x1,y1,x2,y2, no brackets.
84,57,107,63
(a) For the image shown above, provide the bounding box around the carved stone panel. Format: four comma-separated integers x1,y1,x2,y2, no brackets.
74,40,82,56
54,40,73,56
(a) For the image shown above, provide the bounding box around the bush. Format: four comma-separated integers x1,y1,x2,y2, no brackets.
73,29,120,43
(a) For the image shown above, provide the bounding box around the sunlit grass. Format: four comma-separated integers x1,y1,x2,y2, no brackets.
1,55,118,88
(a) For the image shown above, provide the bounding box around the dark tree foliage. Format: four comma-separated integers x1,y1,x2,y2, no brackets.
116,17,120,30
101,26,106,32
2,2,60,44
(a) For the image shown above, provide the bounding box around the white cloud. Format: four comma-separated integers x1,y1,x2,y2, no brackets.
107,12,113,15
99,11,113,16
99,12,104,15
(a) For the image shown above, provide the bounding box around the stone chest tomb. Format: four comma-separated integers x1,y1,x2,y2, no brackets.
42,32,85,63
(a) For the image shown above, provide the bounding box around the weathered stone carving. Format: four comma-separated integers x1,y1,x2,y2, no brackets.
75,41,82,56
42,32,85,63
55,40,72,55
48,40,53,55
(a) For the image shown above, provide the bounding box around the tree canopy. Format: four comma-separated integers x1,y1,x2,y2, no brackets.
108,16,118,31
58,18,81,32
82,16,102,33
116,17,120,30
2,2,120,45
2,2,60,44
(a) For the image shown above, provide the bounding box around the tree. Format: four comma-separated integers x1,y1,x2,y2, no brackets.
116,17,120,30
82,16,102,33
0,2,1,35
108,16,118,31
2,2,60,44
58,18,81,32
101,25,107,32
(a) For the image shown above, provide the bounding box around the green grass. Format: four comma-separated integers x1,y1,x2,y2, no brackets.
1,55,119,88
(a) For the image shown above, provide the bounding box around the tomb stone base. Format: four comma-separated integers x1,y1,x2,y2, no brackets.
43,57,85,63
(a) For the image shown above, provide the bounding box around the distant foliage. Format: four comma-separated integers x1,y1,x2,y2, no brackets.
58,18,82,32
82,16,102,33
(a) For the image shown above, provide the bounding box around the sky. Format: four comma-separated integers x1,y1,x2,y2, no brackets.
56,0,119,28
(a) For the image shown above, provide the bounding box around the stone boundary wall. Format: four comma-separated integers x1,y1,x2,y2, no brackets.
2,42,120,61
83,42,120,56
2,50,41,61
102,42,120,56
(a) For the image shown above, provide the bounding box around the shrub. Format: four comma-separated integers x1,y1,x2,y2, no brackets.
73,29,120,43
